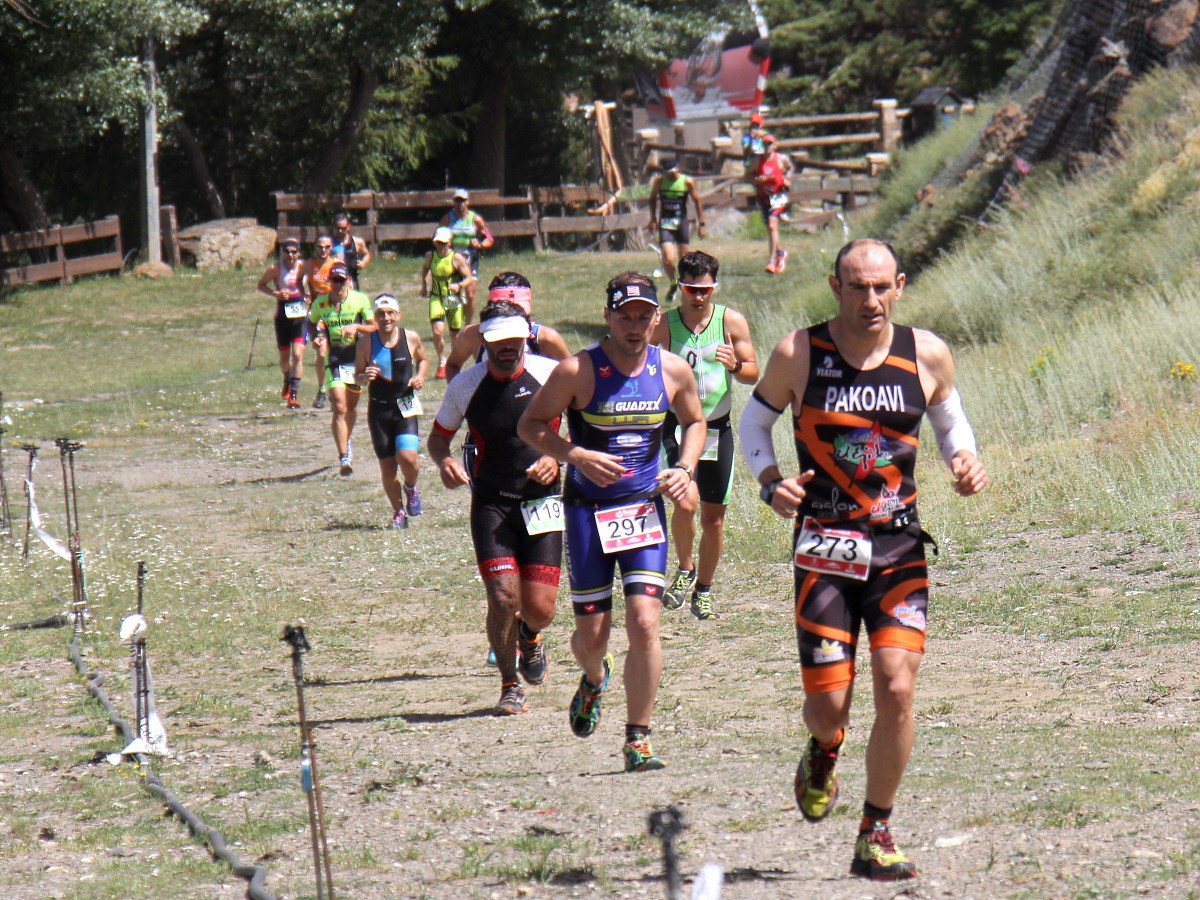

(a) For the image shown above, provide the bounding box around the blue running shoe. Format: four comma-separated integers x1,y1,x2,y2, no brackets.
405,484,422,517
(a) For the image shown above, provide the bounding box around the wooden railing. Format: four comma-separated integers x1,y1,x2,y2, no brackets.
0,216,123,288
274,186,645,254
632,99,911,178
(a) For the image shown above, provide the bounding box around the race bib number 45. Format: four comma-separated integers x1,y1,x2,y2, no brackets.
594,501,665,554
794,518,872,581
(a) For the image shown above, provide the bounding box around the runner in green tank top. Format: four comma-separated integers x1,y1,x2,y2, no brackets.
438,189,494,327
420,226,476,379
648,158,706,304
651,250,759,619
308,261,374,475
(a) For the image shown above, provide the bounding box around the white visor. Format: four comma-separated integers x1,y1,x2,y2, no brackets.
480,315,532,343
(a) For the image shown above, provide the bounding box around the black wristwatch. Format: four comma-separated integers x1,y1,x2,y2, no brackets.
759,478,783,506
673,462,694,480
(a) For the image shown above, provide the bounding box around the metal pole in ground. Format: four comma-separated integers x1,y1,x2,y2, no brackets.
135,562,148,741
20,444,37,560
56,439,88,629
649,805,685,900
0,392,11,535
282,625,334,899
247,317,260,370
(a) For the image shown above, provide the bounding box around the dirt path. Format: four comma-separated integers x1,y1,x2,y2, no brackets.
3,398,1198,899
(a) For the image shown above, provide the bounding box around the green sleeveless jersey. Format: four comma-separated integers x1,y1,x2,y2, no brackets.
448,210,477,250
658,173,689,223
668,304,730,420
430,250,456,301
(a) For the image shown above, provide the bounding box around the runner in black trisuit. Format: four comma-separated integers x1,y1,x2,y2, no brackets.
428,301,564,716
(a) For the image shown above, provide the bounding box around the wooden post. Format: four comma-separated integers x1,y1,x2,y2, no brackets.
872,99,899,154
526,186,544,252
637,128,659,176
55,225,67,286
160,205,180,267
274,192,289,237
866,152,890,177
366,193,379,259
139,37,162,265
674,122,687,170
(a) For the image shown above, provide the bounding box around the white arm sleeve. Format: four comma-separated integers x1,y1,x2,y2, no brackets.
738,392,783,481
925,388,977,469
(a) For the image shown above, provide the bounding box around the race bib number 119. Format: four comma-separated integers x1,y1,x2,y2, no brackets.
521,495,564,535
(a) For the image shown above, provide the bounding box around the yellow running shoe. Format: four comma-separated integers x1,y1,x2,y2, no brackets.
850,823,918,881
795,734,841,822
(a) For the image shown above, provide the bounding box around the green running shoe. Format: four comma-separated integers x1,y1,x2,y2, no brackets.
690,589,718,620
662,568,696,611
795,734,841,822
568,652,613,738
623,737,666,772
850,823,918,881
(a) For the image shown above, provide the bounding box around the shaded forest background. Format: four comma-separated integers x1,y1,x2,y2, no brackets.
1,0,1058,236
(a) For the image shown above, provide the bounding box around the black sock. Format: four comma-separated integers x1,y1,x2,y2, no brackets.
518,620,538,641
289,376,301,389
860,802,892,834
625,724,650,742
696,582,711,593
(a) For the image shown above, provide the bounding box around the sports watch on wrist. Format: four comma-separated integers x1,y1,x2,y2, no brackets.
759,477,783,506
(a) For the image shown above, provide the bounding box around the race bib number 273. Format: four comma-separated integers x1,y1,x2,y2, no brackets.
794,518,872,581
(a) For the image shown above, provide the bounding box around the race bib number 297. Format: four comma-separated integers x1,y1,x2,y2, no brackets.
594,501,665,554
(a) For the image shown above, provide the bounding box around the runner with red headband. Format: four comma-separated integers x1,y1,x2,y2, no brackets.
443,272,571,382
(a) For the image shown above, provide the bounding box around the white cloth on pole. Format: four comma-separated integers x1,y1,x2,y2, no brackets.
24,477,70,561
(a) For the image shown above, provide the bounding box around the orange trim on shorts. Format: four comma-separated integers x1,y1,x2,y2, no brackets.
796,615,855,646
802,659,854,694
869,625,925,654
878,576,927,616
877,558,927,578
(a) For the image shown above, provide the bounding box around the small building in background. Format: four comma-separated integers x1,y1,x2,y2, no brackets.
909,87,970,138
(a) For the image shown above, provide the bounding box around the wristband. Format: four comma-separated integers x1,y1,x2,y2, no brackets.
731,359,743,374
673,462,694,480
759,478,783,506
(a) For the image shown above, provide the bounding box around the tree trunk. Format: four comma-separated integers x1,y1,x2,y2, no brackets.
175,119,226,219
468,62,511,193
0,147,51,231
302,62,380,194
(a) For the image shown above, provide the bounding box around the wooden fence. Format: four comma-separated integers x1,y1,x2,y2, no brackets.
699,172,878,231
633,99,911,178
0,216,123,288
274,186,645,255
